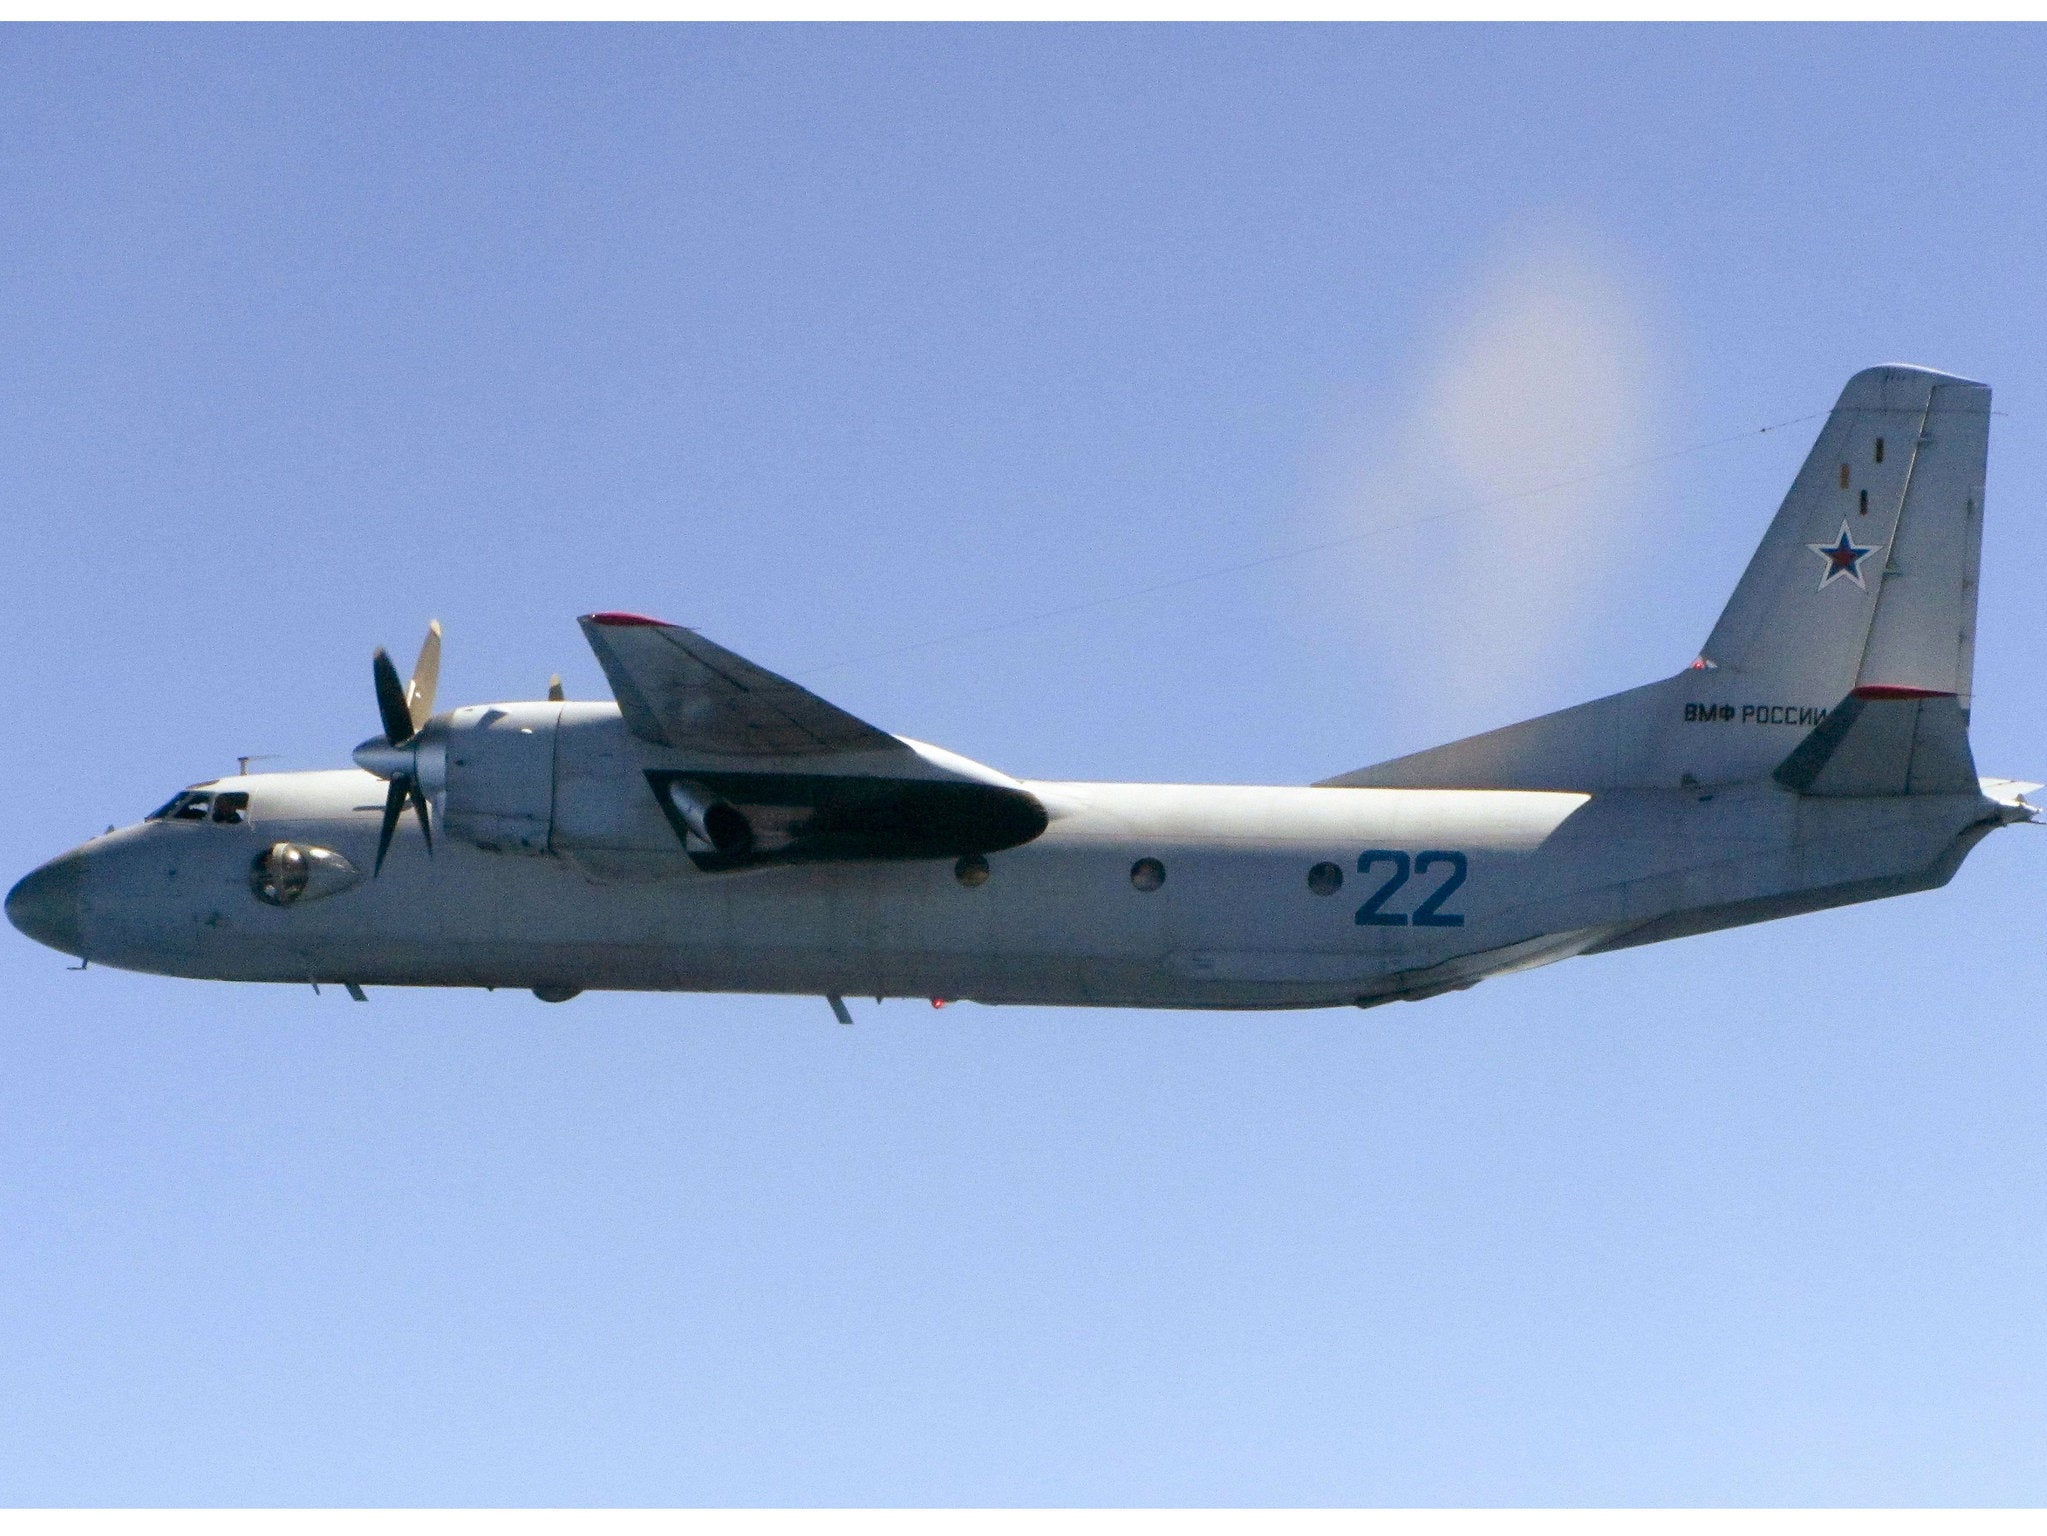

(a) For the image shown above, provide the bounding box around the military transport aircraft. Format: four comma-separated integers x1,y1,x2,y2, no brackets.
7,364,2035,1016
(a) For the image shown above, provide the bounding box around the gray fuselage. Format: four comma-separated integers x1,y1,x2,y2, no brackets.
9,746,2006,1011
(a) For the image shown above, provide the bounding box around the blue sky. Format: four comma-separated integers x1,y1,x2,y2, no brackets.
4,23,2047,1506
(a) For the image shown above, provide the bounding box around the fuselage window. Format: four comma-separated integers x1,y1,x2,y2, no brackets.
212,791,250,825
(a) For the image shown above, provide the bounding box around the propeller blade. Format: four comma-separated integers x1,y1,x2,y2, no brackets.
372,648,414,748
405,620,442,732
373,774,408,876
408,776,434,855
547,673,564,702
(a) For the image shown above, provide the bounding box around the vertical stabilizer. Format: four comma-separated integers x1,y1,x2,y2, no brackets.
1699,365,1988,708
1323,365,1991,792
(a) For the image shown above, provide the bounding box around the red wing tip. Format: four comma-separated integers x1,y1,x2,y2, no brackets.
585,611,675,628
1852,685,1954,700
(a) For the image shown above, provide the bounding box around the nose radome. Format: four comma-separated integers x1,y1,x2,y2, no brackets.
6,852,85,957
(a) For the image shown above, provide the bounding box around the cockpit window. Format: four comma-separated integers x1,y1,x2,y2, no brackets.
147,790,243,824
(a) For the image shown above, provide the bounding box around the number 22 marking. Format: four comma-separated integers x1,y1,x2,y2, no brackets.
1354,849,1467,927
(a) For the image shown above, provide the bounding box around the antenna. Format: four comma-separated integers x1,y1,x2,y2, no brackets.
236,754,283,777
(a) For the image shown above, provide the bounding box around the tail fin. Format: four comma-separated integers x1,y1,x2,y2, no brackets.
1322,364,1992,793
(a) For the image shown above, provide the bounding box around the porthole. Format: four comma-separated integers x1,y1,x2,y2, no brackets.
1859,489,1868,515
1307,861,1343,896
1129,857,1166,892
954,853,990,887
1874,437,1885,464
1838,463,1849,490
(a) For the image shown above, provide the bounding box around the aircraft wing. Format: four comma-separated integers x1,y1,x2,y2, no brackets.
578,612,908,759
576,611,1047,870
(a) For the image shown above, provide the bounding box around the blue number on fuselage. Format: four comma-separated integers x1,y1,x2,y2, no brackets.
1355,850,1410,924
1354,849,1467,927
1411,851,1467,927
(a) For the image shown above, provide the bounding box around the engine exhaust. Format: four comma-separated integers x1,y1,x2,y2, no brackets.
665,779,754,856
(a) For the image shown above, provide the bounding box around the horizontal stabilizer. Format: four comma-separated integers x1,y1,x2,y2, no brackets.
1772,687,1978,797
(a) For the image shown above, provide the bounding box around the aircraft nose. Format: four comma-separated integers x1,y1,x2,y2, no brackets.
6,852,86,957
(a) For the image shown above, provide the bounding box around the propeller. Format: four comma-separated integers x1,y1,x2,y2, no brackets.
406,620,441,725
356,621,441,876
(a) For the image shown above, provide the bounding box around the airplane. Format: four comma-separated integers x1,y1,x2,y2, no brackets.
6,364,2034,1017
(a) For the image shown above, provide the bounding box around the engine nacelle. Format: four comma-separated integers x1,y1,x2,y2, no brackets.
438,701,561,855
383,700,1047,876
